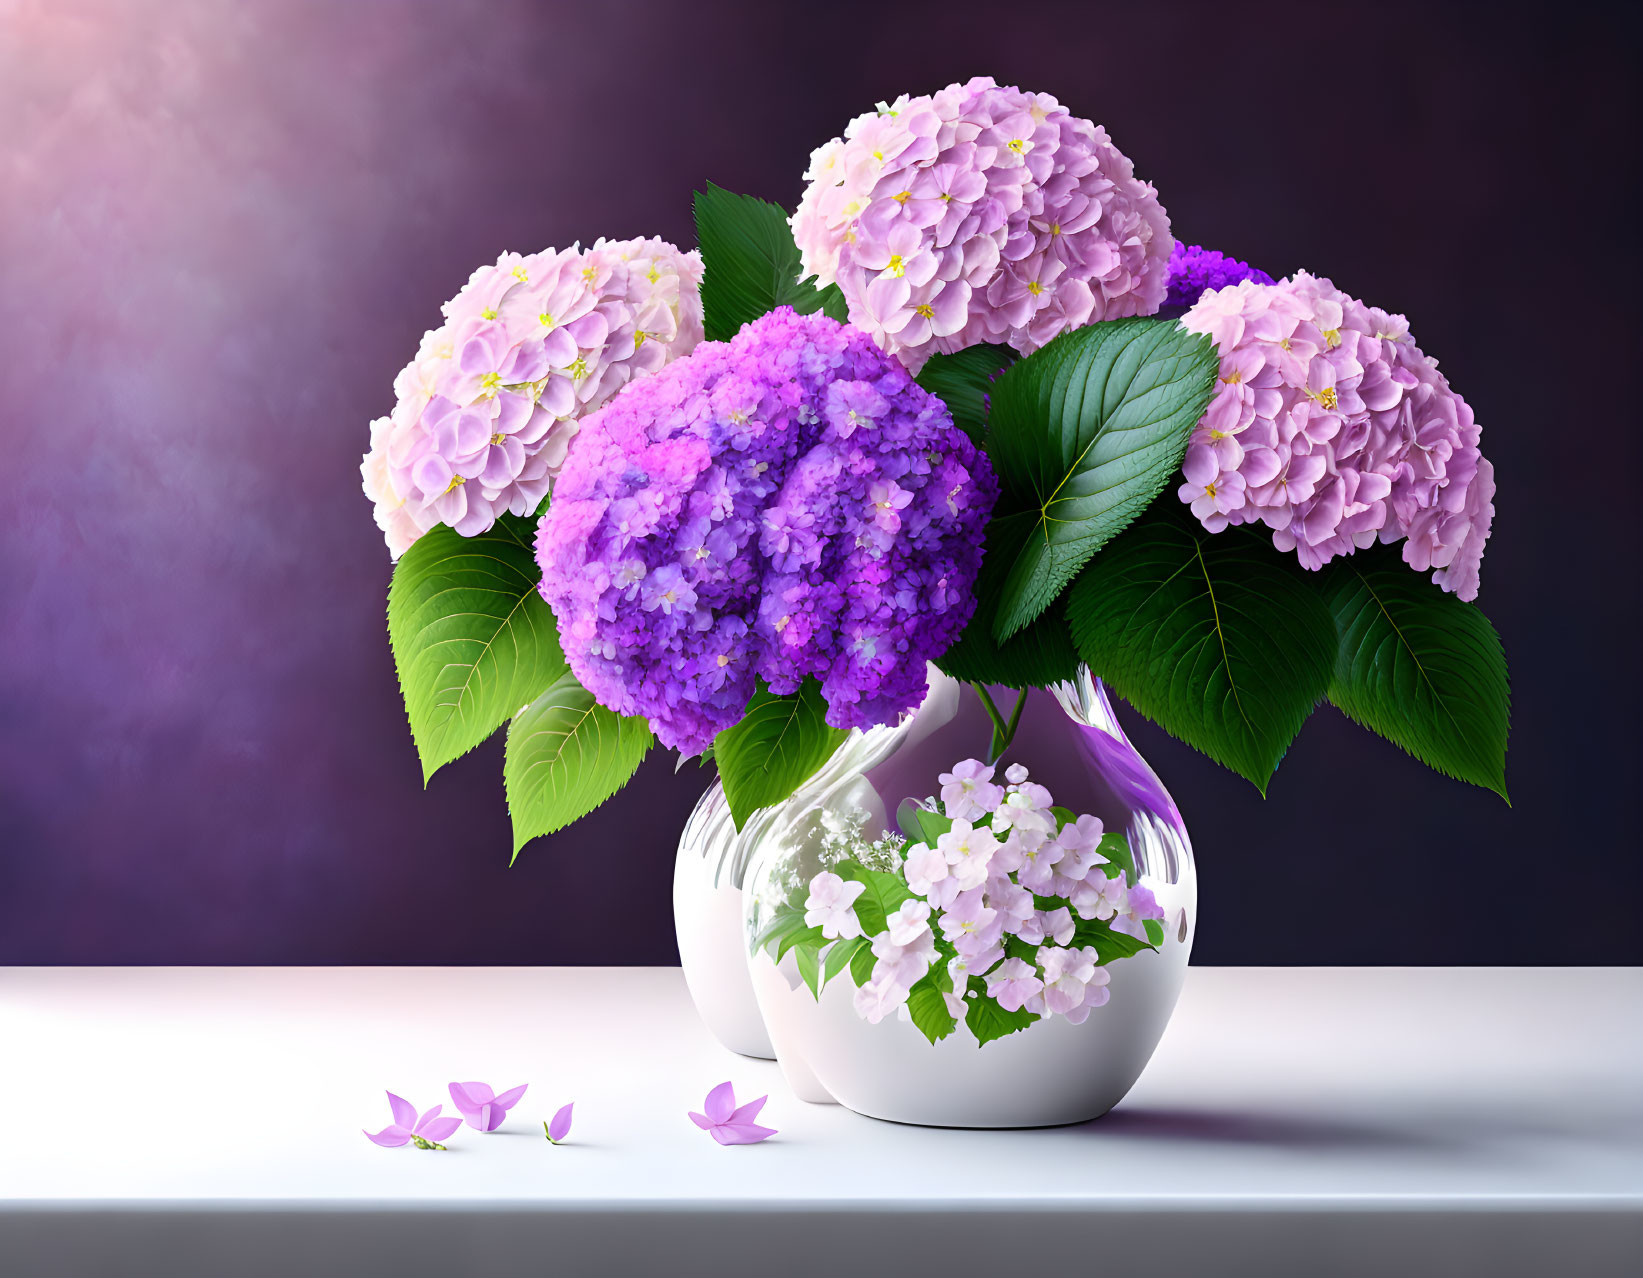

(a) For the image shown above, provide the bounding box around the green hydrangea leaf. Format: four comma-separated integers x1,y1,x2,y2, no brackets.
914,342,1016,443
1321,542,1510,799
1072,918,1158,965
504,670,653,858
713,678,849,831
907,973,958,1045
935,511,1082,689
1065,504,1336,795
694,183,842,341
823,936,870,988
795,941,823,999
388,514,567,784
987,319,1220,641
836,863,916,939
964,976,1038,1047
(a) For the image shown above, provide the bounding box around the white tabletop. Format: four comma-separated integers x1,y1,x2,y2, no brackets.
2,966,1639,1276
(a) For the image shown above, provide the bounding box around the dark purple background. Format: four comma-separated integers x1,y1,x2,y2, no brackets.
2,0,1638,964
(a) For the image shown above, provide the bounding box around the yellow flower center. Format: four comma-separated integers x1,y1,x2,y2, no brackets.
1316,386,1339,410
647,265,660,283
568,356,588,379
1222,369,1242,384
1026,280,1043,296
479,371,502,393
1049,222,1061,236
775,615,790,632
892,190,911,204
716,654,731,667
939,192,952,202
1007,138,1028,154
480,307,497,320
1279,337,1291,350
872,149,884,162
887,255,906,277
1322,328,1341,349
444,474,466,494
511,265,528,283
489,433,505,445
582,265,597,282
634,331,647,349
538,312,554,327
1205,482,1218,498
914,303,934,318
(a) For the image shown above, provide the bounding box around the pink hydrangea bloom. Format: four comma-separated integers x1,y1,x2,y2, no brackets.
1177,272,1494,599
361,237,703,557
791,77,1172,371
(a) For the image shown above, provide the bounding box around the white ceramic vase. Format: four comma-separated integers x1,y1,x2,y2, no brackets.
739,667,1197,1128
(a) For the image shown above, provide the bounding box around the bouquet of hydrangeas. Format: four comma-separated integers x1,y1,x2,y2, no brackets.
367,75,1507,913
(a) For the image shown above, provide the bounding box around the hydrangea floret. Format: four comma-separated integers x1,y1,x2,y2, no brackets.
755,759,1168,1045
790,76,1173,370
362,237,703,556
1177,271,1495,599
533,307,997,754
1159,242,1275,317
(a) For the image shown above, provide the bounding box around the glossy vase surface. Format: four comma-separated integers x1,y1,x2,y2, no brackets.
739,666,1196,1128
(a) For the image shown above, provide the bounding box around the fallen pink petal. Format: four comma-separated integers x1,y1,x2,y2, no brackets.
448,1081,528,1132
365,1091,460,1150
687,1082,777,1145
545,1102,574,1144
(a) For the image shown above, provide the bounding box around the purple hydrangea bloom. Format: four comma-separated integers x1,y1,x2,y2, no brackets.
535,308,997,754
1158,243,1275,318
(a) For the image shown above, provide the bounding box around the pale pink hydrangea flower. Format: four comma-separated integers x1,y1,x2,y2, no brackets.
985,957,1044,1013
902,841,952,900
938,887,1004,956
939,759,1003,821
791,77,1172,371
936,819,1001,891
1108,881,1166,941
804,871,866,939
362,237,703,557
1069,869,1127,922
1027,946,1111,1024
1178,271,1494,599
1016,905,1076,947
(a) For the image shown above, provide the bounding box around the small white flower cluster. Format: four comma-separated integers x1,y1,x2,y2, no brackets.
802,759,1166,1031
816,804,906,874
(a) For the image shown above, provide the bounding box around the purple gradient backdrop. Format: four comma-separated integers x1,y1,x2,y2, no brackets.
2,0,1638,964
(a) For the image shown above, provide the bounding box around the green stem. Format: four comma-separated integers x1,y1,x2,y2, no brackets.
1002,688,1028,751
969,683,1028,763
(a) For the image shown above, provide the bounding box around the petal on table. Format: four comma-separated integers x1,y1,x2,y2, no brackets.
701,1081,736,1126
547,1103,574,1143
492,1084,528,1111
386,1092,417,1130
418,1115,463,1143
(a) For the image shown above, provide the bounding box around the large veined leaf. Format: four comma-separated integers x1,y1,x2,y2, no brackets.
388,514,567,783
693,184,845,341
935,510,1082,689
987,319,1220,641
914,343,1016,443
712,679,849,830
1322,542,1510,799
503,670,654,858
1065,506,1336,795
